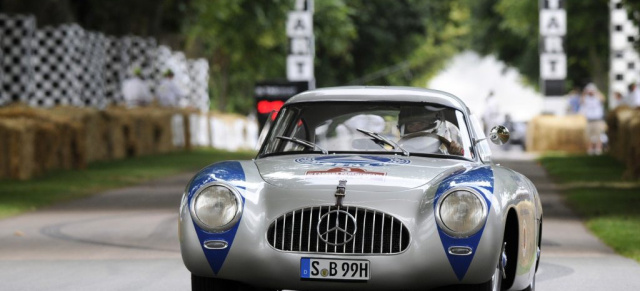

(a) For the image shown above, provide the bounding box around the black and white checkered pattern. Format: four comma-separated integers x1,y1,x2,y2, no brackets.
0,15,36,106
31,24,84,107
610,0,640,106
79,31,108,108
0,14,210,111
188,59,210,111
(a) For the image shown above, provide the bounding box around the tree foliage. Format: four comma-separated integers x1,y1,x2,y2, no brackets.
0,0,617,111
468,0,610,93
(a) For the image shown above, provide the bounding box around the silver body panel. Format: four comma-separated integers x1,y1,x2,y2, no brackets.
179,87,542,290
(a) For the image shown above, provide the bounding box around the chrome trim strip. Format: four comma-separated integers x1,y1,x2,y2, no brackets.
380,212,385,253
299,209,303,251
399,220,403,250
316,206,321,252
352,206,358,252
343,206,349,253
371,210,376,253
291,210,295,251
203,240,228,250
390,216,394,253
307,206,313,252
281,212,286,250
448,246,473,256
361,209,367,254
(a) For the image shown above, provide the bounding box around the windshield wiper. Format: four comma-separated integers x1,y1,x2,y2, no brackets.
276,136,329,155
356,128,409,156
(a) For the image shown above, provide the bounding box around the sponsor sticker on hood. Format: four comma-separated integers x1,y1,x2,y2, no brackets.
295,155,410,167
305,167,386,181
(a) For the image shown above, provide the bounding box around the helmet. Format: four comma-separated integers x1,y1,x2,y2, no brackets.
398,106,445,135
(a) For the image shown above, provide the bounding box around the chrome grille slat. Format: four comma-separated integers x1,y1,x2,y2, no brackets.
268,206,409,254
380,212,385,253
390,217,394,253
281,213,286,250
291,211,295,251
307,206,313,252
371,210,376,253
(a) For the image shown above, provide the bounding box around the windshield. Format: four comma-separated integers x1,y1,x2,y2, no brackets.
258,102,474,159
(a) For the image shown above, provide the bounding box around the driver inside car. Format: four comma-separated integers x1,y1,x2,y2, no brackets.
397,106,465,156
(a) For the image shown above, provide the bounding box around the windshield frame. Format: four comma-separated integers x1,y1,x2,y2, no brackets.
256,101,479,162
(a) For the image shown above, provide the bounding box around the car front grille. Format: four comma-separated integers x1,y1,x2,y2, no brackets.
267,205,410,254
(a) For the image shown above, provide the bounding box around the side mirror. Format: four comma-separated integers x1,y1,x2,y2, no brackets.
489,125,510,145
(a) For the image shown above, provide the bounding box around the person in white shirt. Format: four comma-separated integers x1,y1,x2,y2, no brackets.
157,69,185,107
121,67,152,107
580,83,606,155
629,82,640,107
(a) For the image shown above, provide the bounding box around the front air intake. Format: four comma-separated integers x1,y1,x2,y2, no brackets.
267,205,410,254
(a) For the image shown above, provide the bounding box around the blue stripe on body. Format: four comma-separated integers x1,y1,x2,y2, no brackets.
434,165,494,281
187,161,246,275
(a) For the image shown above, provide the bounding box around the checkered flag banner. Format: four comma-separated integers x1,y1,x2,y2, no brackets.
0,14,36,106
0,14,209,111
611,0,640,108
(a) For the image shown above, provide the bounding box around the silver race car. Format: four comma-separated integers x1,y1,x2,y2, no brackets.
179,87,542,291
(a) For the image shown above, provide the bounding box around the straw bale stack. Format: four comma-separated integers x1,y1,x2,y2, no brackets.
526,115,588,153
128,107,174,155
623,112,640,179
49,106,108,163
605,106,635,162
0,105,86,177
103,106,135,159
0,118,36,180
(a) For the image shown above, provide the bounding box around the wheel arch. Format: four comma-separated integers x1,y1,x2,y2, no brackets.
502,207,519,290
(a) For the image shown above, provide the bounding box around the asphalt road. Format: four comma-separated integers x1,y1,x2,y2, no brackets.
0,149,639,290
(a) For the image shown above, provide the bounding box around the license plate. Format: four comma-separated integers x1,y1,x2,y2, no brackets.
300,258,370,281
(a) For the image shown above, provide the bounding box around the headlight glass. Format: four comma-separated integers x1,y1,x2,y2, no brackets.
193,185,239,231
438,189,486,236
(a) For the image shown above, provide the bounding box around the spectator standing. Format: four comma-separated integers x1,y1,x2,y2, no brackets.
629,83,640,107
122,67,152,107
580,83,606,155
566,87,582,114
613,91,628,108
157,69,185,107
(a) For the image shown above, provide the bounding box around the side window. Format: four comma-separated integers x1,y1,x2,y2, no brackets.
470,114,492,163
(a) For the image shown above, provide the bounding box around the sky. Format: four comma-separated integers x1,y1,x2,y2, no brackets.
428,51,545,122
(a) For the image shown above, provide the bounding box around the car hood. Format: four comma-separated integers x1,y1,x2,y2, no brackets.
254,154,472,192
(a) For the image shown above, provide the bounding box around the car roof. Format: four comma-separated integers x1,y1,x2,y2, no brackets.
286,86,470,114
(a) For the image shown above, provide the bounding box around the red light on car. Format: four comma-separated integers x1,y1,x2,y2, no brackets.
257,100,284,115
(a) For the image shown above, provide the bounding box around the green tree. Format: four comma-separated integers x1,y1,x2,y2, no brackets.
468,0,609,93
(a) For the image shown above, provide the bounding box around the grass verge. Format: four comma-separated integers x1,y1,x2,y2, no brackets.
539,154,640,262
0,149,255,219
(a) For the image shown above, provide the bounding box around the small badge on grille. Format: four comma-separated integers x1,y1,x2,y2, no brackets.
317,209,357,246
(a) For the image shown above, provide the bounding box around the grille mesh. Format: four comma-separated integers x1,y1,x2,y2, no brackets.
267,206,410,254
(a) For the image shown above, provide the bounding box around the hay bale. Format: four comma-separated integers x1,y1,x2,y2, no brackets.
607,107,635,162
49,106,108,163
623,111,640,179
0,118,36,180
0,105,86,173
103,106,134,159
526,115,588,153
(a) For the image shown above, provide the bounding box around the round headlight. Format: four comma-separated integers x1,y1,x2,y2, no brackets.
437,188,487,237
190,183,242,232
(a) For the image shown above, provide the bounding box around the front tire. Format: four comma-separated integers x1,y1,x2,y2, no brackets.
192,274,240,291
